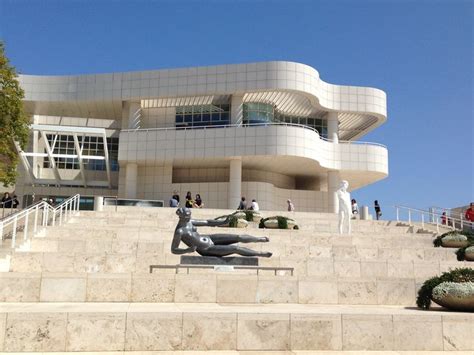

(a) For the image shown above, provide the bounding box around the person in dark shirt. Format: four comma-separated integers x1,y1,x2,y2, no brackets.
12,195,19,208
185,191,194,208
1,192,12,209
374,200,382,220
194,194,204,208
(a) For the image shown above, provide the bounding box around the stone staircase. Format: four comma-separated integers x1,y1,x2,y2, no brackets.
0,207,473,352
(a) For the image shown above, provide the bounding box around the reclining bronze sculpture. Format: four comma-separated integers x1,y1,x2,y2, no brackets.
171,207,272,257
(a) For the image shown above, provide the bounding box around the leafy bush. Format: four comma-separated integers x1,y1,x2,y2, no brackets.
416,268,474,309
215,211,254,227
433,230,474,247
259,216,298,230
244,210,257,221
456,245,474,261
432,282,474,299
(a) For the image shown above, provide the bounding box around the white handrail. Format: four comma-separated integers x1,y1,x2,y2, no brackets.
0,194,81,249
394,205,473,234
120,122,388,149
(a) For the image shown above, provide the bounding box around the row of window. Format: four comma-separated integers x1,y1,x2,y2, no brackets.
43,135,119,171
174,102,328,137
175,104,230,128
241,103,328,138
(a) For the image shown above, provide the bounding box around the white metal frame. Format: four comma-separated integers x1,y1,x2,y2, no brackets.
395,205,474,234
16,124,112,188
0,194,81,249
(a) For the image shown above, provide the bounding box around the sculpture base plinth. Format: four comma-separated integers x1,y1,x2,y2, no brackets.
180,256,258,266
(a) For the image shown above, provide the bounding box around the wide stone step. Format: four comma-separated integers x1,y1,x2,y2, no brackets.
0,302,472,351
19,242,457,261
64,218,413,233
3,352,473,355
2,352,473,355
7,248,468,276
40,225,436,245
1,271,471,305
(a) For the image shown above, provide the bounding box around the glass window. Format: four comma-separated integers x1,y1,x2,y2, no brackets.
43,135,119,171
175,104,230,128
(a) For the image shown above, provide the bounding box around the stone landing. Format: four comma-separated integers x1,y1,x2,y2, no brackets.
0,303,472,352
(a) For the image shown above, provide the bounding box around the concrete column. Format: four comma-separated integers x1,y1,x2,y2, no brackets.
122,101,141,129
94,196,104,211
327,111,339,143
327,171,340,213
32,115,39,175
230,95,244,125
228,158,242,209
125,163,138,199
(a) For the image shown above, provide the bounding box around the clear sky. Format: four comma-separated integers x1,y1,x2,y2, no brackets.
1,0,472,218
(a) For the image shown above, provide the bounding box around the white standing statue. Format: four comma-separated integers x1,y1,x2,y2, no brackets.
337,180,352,234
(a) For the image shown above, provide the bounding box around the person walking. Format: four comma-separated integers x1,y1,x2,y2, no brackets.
374,200,382,220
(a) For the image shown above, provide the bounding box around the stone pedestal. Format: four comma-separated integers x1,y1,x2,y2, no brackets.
180,256,258,266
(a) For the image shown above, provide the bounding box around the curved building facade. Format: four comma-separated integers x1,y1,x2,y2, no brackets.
15,61,388,212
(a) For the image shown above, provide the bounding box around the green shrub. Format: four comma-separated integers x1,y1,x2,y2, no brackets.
456,245,474,261
215,211,251,227
259,216,298,230
215,213,237,227
416,268,474,309
433,230,474,247
244,210,257,221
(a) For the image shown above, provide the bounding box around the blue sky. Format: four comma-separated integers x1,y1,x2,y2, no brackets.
1,0,472,218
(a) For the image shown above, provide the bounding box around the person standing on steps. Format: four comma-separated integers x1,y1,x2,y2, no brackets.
374,200,382,220
287,199,295,212
465,202,474,222
351,199,359,219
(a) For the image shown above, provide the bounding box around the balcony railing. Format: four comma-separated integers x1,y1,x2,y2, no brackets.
121,122,387,149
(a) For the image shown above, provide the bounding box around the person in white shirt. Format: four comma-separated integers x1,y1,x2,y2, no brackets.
250,199,259,211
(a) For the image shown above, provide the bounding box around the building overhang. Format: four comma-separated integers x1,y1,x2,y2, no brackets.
19,61,387,141
16,124,113,188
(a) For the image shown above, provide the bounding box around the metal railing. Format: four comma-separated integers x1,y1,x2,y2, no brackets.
121,122,388,149
150,264,294,276
395,205,474,234
1,197,19,219
103,195,118,212
121,121,321,135
0,194,81,249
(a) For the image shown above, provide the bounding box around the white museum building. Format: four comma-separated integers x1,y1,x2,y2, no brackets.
15,61,388,212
